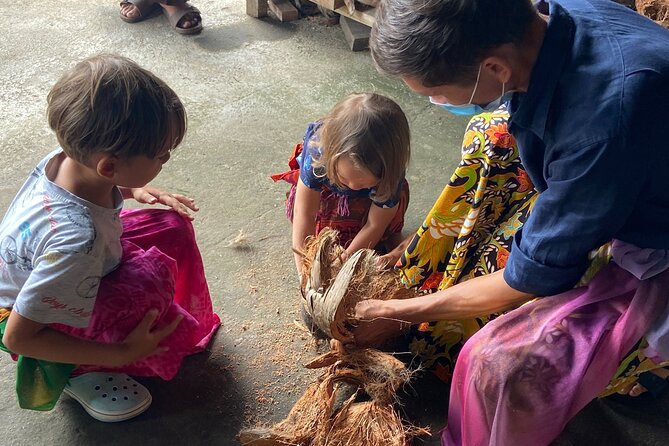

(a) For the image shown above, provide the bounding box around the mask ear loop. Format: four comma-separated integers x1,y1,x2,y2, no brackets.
467,65,483,105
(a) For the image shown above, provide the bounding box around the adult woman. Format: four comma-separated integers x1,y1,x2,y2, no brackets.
356,0,669,444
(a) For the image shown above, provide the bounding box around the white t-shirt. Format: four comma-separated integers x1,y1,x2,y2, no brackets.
0,149,123,327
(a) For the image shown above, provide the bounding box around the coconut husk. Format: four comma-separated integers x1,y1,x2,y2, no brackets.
300,229,417,344
239,233,428,445
305,340,411,404
299,228,345,293
315,399,429,446
239,340,430,446
636,0,669,28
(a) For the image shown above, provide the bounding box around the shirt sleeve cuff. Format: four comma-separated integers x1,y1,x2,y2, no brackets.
503,241,586,296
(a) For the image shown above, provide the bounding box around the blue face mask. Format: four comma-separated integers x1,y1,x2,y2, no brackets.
429,65,512,116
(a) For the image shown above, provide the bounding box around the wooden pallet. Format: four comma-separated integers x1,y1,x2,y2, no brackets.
309,0,377,27
246,0,375,51
246,0,300,22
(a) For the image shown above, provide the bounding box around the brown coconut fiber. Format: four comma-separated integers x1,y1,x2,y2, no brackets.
238,340,430,446
238,231,428,446
636,0,669,28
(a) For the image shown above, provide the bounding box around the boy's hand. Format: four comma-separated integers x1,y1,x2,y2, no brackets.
120,309,183,364
125,186,199,220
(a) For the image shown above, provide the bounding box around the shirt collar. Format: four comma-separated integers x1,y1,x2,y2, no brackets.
509,2,575,138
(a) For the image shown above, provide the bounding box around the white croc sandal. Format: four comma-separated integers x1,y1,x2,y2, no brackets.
63,372,152,422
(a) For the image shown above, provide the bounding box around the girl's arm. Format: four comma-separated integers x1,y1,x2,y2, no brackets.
2,309,182,367
118,186,199,220
345,203,398,257
292,178,322,276
377,233,413,269
353,270,533,347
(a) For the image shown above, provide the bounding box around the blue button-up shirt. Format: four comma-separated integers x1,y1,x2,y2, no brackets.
504,0,669,295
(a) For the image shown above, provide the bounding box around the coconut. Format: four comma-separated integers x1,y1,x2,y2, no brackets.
238,233,428,445
300,229,417,344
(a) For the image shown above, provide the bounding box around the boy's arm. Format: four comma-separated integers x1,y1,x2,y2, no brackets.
345,204,398,257
118,186,199,220
2,310,182,367
292,179,321,276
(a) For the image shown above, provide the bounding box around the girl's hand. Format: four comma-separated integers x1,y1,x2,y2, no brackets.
376,252,400,270
120,309,183,364
352,299,409,348
125,186,199,220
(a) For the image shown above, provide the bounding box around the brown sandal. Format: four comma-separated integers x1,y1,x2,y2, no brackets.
163,3,203,35
119,0,160,23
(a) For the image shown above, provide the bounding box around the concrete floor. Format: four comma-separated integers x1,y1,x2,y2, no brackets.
0,1,667,445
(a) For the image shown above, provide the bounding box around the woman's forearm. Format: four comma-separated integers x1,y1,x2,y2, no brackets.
382,270,534,322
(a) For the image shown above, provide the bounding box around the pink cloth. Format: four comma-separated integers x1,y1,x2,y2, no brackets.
443,262,669,446
51,209,220,380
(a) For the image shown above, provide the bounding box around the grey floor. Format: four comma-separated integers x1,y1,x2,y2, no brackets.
0,1,667,445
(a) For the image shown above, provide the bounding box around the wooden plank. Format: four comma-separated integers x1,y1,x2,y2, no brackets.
340,16,370,51
320,0,346,10
246,0,268,17
268,0,300,22
334,5,376,27
310,0,376,27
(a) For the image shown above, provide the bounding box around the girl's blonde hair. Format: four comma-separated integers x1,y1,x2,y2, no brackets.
313,93,410,202
47,53,186,164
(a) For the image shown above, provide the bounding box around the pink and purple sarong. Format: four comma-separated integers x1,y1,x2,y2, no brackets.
1,208,220,410
396,106,669,445
56,208,220,380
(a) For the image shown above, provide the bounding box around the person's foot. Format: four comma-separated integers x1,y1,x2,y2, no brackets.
120,1,142,20
619,367,669,397
160,2,201,32
119,0,160,23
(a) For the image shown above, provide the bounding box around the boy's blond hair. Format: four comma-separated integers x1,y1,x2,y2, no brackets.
47,53,186,163
313,93,410,202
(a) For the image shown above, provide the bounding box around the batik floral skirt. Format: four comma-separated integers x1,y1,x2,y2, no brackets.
396,105,669,444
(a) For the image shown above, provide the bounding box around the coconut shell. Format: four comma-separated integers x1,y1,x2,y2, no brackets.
301,230,417,344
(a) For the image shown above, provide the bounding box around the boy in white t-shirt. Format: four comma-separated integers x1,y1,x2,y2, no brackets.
0,53,219,421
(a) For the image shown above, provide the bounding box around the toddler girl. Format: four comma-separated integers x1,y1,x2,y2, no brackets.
273,92,411,276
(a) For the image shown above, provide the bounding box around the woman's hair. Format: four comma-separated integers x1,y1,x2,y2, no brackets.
47,53,187,164
370,0,536,87
313,93,410,202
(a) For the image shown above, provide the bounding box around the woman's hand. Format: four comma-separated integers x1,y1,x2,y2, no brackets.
122,186,199,220
352,299,409,348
